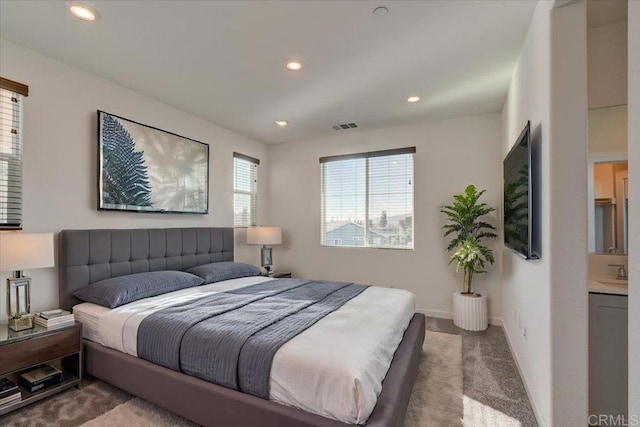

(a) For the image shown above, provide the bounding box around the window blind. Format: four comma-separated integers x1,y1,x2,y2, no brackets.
0,78,27,230
321,147,415,249
233,152,259,227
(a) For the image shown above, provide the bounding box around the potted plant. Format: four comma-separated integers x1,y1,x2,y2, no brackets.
441,185,497,331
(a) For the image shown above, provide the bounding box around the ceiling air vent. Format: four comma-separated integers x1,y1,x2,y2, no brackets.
332,122,358,131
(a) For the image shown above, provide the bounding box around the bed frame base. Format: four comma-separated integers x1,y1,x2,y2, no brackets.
84,313,425,427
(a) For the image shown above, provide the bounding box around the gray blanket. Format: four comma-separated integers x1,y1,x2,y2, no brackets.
137,279,367,398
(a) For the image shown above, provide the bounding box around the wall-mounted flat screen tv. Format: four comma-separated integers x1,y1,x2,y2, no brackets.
503,120,539,259
98,111,209,214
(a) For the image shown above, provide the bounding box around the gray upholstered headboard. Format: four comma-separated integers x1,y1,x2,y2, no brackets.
59,228,234,311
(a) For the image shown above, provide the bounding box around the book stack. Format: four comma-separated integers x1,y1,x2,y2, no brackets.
34,309,74,329
0,378,21,407
18,365,63,393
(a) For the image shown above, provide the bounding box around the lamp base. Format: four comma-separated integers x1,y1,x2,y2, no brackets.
9,315,34,332
261,246,273,272
7,275,32,318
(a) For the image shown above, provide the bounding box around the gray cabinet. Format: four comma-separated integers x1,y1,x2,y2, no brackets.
589,293,628,420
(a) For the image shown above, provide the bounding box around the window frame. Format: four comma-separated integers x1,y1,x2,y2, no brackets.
233,152,259,228
0,77,28,230
320,147,415,250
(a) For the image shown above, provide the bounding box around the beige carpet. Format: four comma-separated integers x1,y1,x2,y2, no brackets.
404,331,463,427
82,398,197,427
0,381,131,427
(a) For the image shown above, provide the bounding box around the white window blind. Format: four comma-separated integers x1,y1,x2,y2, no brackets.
0,78,28,230
233,152,259,227
320,147,415,249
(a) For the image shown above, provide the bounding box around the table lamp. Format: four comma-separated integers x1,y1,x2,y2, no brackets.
0,233,55,331
247,227,282,276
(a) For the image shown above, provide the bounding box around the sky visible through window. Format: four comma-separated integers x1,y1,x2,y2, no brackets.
322,153,413,249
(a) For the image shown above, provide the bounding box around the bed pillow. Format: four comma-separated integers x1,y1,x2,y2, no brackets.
187,261,261,284
74,271,205,308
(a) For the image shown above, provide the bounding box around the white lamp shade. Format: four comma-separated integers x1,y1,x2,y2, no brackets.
0,233,55,272
247,227,282,245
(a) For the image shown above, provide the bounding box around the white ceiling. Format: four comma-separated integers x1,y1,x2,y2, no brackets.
0,1,537,144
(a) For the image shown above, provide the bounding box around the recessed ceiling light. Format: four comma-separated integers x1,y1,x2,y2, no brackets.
285,60,303,71
275,120,289,127
69,3,99,21
406,96,421,103
373,6,388,17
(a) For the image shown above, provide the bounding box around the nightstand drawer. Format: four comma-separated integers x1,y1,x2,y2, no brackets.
0,327,80,375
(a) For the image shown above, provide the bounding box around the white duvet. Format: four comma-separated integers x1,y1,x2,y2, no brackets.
73,276,415,424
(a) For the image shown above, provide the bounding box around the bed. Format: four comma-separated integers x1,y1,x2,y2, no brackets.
59,228,425,427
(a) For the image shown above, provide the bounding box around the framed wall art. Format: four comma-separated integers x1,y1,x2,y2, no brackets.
97,111,209,214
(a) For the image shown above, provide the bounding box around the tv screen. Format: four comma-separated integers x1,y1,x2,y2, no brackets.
503,121,535,259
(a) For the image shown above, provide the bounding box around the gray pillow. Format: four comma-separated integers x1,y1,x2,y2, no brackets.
187,261,261,284
74,271,204,308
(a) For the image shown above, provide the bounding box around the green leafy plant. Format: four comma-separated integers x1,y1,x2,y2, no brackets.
448,237,495,294
441,185,497,294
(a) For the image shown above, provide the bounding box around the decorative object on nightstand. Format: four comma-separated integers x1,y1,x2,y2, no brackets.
0,377,21,407
441,185,497,331
34,309,75,329
0,233,55,331
247,226,282,276
19,364,63,393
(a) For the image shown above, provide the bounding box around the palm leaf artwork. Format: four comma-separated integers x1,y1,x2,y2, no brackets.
441,185,497,294
101,114,153,207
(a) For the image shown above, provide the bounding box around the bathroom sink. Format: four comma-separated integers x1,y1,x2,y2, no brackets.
596,278,628,287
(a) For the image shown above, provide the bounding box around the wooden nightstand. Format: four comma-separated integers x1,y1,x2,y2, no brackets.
0,322,82,415
272,271,292,278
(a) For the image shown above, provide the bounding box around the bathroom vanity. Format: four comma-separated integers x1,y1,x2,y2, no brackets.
588,274,628,420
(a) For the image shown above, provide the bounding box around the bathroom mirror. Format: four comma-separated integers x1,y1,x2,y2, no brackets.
588,105,628,254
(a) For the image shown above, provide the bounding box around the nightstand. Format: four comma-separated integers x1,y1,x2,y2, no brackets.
272,271,292,278
0,322,82,415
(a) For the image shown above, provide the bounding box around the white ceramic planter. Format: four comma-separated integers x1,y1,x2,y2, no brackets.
453,292,488,331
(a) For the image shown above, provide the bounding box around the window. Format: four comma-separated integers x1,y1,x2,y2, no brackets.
0,77,28,230
320,147,415,249
233,152,259,227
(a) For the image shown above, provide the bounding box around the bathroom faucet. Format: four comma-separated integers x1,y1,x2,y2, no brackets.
609,264,628,280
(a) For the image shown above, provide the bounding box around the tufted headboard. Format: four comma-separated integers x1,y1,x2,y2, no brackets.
59,228,234,311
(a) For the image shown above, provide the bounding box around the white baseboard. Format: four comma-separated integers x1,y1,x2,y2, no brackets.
416,308,503,327
502,323,547,427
